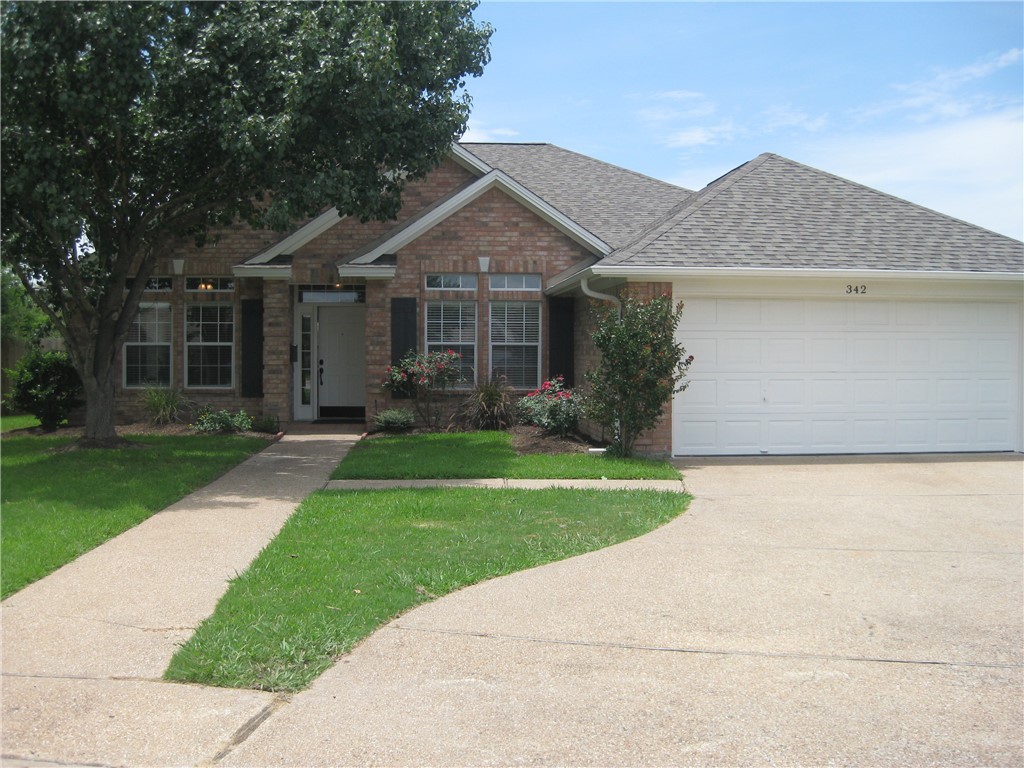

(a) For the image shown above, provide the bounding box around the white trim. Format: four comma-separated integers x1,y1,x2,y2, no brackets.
450,143,493,175
123,302,172,389
591,265,1024,282
233,264,292,279
184,302,234,390
336,264,396,280
350,170,611,264
244,208,346,265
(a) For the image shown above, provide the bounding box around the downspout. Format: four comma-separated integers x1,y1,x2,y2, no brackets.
580,276,621,318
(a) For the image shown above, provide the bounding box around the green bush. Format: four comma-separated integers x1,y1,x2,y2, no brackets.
453,378,516,431
373,408,416,432
517,376,581,437
140,388,192,425
381,350,463,429
193,407,253,434
3,349,83,431
250,414,280,434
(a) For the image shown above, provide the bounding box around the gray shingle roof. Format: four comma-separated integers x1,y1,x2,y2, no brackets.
605,153,1024,273
459,143,693,249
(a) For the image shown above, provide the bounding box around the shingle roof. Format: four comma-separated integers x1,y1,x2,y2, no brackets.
459,143,693,249
604,153,1024,273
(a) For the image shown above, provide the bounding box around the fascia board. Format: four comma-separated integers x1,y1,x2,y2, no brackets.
449,143,492,175
591,265,1024,283
352,171,610,264
232,264,293,280
245,208,345,265
336,264,397,280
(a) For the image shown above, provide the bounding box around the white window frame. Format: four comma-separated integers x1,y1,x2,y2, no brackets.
425,301,476,386
123,303,172,388
425,274,477,291
489,274,542,292
186,276,235,292
490,301,542,389
185,302,234,388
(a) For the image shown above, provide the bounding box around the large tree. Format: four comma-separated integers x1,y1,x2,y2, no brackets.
1,1,491,445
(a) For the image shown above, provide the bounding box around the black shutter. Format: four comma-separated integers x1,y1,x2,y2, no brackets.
240,299,264,397
548,297,575,387
391,297,417,365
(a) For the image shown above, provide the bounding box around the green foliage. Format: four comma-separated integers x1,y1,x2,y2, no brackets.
517,376,582,437
585,296,694,457
192,407,253,434
1,1,491,440
140,388,192,425
381,349,463,429
3,349,83,431
373,408,416,432
453,377,517,431
250,414,280,435
1,433,266,598
1,267,47,344
332,431,681,480
165,487,689,691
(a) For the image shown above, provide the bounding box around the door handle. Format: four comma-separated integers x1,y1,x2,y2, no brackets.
318,359,324,386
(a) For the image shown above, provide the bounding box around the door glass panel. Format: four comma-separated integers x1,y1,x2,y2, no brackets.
300,314,312,406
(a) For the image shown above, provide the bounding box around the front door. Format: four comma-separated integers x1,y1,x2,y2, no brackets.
316,306,366,419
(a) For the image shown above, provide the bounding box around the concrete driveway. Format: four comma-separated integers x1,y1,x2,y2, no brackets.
223,454,1023,767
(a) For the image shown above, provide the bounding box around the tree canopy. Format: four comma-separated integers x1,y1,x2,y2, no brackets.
0,0,492,443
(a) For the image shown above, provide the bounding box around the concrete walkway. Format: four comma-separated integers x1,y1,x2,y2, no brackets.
3,449,1021,766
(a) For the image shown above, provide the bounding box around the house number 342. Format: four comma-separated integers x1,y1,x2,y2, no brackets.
846,284,868,295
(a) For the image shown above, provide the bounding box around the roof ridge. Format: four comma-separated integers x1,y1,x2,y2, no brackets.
608,153,773,263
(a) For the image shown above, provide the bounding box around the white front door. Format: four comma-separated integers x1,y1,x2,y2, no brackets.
293,304,366,421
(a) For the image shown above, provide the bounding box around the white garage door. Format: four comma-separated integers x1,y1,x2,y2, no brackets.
673,296,1022,456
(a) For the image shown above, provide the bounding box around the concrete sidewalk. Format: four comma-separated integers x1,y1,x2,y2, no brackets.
1,425,361,767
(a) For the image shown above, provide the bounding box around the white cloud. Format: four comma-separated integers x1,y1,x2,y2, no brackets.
460,119,520,142
665,121,736,149
761,104,827,133
799,109,1023,240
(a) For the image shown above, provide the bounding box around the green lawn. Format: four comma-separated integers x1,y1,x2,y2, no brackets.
165,486,690,691
0,433,268,598
332,431,680,480
1,413,40,433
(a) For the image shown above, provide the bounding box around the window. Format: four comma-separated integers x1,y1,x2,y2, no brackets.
126,276,172,292
298,284,365,303
186,276,234,292
490,302,541,389
124,304,171,387
489,274,542,291
426,301,476,384
426,274,477,290
186,304,234,387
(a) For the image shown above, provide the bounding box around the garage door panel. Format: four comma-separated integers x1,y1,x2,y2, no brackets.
673,294,1021,455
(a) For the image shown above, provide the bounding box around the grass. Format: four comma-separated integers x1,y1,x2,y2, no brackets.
165,486,690,692
332,431,681,480
1,413,40,433
0,433,268,599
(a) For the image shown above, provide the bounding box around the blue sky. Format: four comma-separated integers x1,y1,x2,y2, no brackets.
461,1,1024,240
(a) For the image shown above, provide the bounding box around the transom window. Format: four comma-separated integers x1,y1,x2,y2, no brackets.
426,301,476,385
490,302,541,389
185,304,234,387
489,274,542,291
186,276,235,292
124,304,171,388
298,284,366,303
126,276,173,292
426,274,477,291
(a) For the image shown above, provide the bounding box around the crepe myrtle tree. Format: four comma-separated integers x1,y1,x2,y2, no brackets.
586,295,694,457
0,1,491,446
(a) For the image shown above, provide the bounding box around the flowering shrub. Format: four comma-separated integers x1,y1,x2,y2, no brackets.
381,350,463,429
516,376,581,437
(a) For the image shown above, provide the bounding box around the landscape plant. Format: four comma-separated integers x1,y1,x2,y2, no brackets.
3,348,83,431
373,408,416,433
452,377,517,431
586,296,694,457
192,407,253,434
381,349,463,429
517,376,582,437
140,387,192,425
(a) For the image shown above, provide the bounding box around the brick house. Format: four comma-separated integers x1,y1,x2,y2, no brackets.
116,143,1024,456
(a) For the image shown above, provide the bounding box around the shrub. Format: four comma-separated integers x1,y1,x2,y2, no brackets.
250,414,280,434
381,350,463,429
453,378,517,431
585,295,694,457
140,388,192,425
193,407,253,434
373,408,416,432
517,376,582,437
3,349,83,431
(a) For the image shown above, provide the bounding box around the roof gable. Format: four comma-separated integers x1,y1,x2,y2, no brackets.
605,153,1023,274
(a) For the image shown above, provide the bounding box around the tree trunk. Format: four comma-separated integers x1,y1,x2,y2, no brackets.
80,373,125,447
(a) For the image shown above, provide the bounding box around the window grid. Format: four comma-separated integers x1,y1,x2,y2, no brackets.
489,274,542,291
425,274,477,291
186,276,235,292
490,302,541,389
426,301,476,385
124,304,171,388
186,303,234,388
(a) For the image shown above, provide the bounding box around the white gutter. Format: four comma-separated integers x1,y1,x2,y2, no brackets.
580,275,621,317
590,265,1024,282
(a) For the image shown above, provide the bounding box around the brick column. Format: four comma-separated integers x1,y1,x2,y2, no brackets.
262,279,292,421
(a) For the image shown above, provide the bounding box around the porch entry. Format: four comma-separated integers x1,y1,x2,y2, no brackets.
293,303,366,421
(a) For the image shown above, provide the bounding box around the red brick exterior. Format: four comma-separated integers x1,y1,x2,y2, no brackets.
112,158,677,455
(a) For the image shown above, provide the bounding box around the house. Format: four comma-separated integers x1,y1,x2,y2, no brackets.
117,143,1024,456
